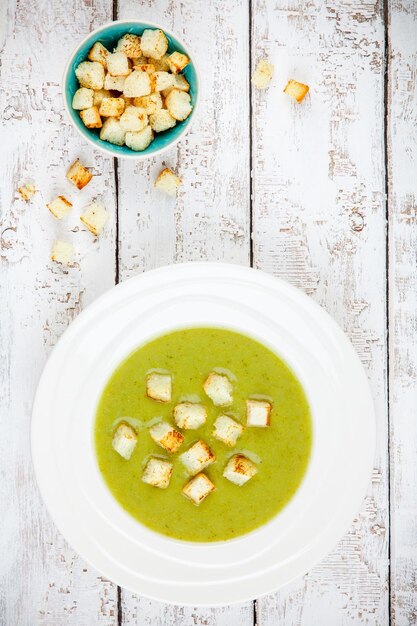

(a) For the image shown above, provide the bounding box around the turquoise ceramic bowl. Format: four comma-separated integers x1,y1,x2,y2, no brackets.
63,20,199,159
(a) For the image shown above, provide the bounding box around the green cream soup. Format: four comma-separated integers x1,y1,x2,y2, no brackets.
95,328,312,542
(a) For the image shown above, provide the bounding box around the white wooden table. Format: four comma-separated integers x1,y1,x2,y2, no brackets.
1,1,416,624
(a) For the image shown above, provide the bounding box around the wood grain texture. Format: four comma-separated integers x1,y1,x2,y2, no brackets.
387,1,417,625
115,0,252,624
0,1,118,624
251,1,389,624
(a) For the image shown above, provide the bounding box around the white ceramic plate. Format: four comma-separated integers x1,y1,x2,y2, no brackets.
31,263,375,606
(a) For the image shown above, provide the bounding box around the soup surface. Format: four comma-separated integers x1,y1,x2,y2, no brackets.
95,327,312,542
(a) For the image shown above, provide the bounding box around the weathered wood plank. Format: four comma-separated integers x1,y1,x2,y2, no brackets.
252,1,389,624
0,1,118,624
387,1,417,624
116,0,252,623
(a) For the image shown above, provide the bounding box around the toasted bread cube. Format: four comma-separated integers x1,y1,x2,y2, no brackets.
153,53,170,71
180,440,215,476
112,422,137,460
149,109,176,132
80,106,102,129
203,372,233,406
66,159,92,190
123,70,152,98
115,33,142,59
72,87,94,110
88,41,109,67
75,61,105,90
252,59,274,90
142,457,173,489
223,454,257,486
246,399,271,427
162,73,191,98
152,71,174,92
50,240,74,266
133,92,163,115
174,402,207,430
92,88,112,107
182,473,215,505
146,372,171,402
99,97,125,117
80,201,108,236
99,117,126,145
154,167,182,196
125,126,154,151
283,79,309,103
47,195,72,219
104,74,126,92
106,51,131,77
167,51,190,74
18,183,36,201
133,62,156,74
149,421,184,453
140,29,168,60
119,106,148,132
165,89,192,121
213,415,244,447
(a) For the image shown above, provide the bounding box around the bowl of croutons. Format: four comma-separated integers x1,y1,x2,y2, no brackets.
63,21,199,158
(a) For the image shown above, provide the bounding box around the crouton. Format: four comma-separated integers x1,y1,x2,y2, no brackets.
154,167,182,196
133,92,163,115
149,421,184,453
112,422,137,460
149,109,176,132
182,473,215,505
165,89,192,121
99,118,126,145
72,87,94,110
180,440,215,476
106,51,131,76
251,59,274,90
146,372,171,403
115,33,142,59
162,73,190,98
131,55,148,66
88,41,109,67
167,51,190,74
174,402,207,430
152,71,174,92
213,415,244,447
132,62,156,74
104,74,126,92
75,61,105,90
66,159,92,190
99,97,125,117
283,79,309,103
80,106,102,128
246,399,271,427
50,240,74,266
92,88,111,107
123,70,152,98
153,53,170,71
119,106,148,132
223,454,257,486
142,457,173,489
125,126,154,151
47,195,72,219
140,29,168,60
80,201,108,236
203,372,233,406
18,183,36,201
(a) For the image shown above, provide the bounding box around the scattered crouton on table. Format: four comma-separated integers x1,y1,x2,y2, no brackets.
50,240,74,266
80,201,109,236
154,168,182,196
284,79,309,103
18,183,36,201
66,159,92,190
252,59,274,90
47,195,72,219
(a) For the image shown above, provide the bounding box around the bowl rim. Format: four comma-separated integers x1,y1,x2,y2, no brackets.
62,19,200,160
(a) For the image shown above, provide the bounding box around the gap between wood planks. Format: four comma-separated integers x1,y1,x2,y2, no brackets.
383,0,392,623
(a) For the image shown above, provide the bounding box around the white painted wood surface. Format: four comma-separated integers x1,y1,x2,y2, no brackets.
0,1,415,625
